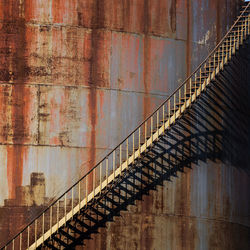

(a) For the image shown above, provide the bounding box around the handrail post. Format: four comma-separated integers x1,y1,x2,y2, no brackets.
126,139,129,168
194,73,197,99
189,78,192,99
50,206,52,237
119,145,122,170
163,105,165,130
157,110,159,139
113,151,115,178
86,176,88,203
42,213,45,244
27,226,30,249
139,128,141,156
229,35,232,59
237,25,240,49
174,94,176,122
100,162,102,190
150,117,153,145
132,133,135,162
106,158,108,184
35,219,37,249
64,193,67,225
168,99,171,127
184,83,187,108
72,186,74,218
19,233,22,250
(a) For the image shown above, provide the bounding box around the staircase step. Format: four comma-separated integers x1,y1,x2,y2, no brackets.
52,235,69,248
44,241,59,250
84,212,99,224
68,223,83,235
59,228,76,242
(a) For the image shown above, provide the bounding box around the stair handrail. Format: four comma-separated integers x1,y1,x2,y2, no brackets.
2,1,250,248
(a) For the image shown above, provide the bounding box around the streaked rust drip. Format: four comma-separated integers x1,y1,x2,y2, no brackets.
6,146,24,199
170,0,177,33
143,0,151,120
216,0,221,43
2,0,28,199
186,0,191,76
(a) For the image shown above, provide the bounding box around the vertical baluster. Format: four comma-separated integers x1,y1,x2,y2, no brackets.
113,151,116,178
150,117,153,144
119,145,122,171
218,46,221,69
72,187,74,218
245,15,247,38
35,219,37,248
93,168,95,196
229,35,232,59
204,62,208,87
225,40,228,62
237,25,240,49
248,15,250,35
174,94,176,122
189,78,192,99
163,105,165,130
27,226,30,248
157,110,159,139
179,89,181,113
233,29,236,54
126,139,129,167
12,239,14,250
132,133,135,162
50,206,52,237
241,19,243,44
184,82,187,108
64,193,67,225
139,128,141,156
106,158,109,183
57,201,59,231
168,99,170,126
42,213,45,243
221,43,224,69
78,181,81,212
199,69,201,93
86,176,88,204
213,52,216,73
100,163,102,190
20,233,22,250
194,73,197,99
145,121,147,147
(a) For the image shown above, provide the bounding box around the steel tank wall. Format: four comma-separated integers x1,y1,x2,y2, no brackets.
0,0,247,247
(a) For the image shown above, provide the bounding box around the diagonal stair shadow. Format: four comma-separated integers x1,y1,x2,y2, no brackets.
47,43,250,248
2,2,250,249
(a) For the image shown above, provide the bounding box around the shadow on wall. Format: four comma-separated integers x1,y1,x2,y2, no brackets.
74,38,250,248
1,36,250,250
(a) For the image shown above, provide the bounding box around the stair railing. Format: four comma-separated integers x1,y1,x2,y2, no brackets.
2,2,250,249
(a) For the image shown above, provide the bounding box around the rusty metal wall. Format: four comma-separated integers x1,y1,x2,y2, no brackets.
0,0,248,248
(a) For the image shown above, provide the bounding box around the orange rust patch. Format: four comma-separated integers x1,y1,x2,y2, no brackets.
7,146,24,199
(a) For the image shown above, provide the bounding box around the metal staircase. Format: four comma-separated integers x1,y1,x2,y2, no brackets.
2,2,250,249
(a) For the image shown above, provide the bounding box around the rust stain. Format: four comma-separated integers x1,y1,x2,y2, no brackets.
170,0,177,33
186,0,191,76
1,0,29,200
216,0,221,44
86,0,105,184
143,0,151,121
6,146,24,199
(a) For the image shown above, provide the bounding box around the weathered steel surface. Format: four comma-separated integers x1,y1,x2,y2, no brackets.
81,163,250,250
0,0,247,248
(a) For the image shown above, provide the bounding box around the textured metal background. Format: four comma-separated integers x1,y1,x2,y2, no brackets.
0,0,248,248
